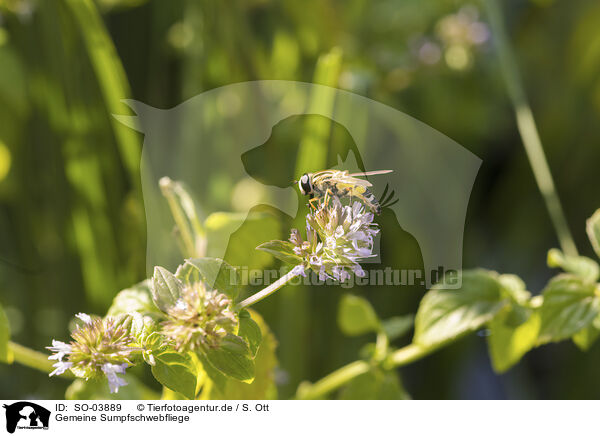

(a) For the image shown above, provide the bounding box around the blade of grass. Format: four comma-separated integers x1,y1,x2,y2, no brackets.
484,0,578,256
63,0,141,187
35,3,120,308
278,48,343,397
295,47,343,174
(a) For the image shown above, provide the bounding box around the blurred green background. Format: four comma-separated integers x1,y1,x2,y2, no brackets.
1,0,600,399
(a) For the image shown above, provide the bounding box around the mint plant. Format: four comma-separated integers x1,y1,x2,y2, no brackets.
294,211,600,399
0,172,600,399
2,176,600,399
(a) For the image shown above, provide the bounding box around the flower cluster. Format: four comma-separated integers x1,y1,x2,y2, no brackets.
161,281,237,352
47,313,136,393
290,197,379,281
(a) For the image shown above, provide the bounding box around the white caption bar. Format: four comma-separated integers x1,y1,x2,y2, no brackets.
1,400,596,436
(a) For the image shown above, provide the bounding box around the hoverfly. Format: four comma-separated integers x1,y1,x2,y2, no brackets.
297,169,396,214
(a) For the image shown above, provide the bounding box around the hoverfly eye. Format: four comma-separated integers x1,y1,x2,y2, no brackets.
299,174,312,196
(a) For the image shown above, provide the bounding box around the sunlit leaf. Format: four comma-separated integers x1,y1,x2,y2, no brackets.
547,248,599,283
414,270,506,347
572,314,600,351
151,349,198,399
498,274,531,304
256,240,303,265
107,280,162,317
206,310,278,400
185,258,241,301
238,310,262,358
538,274,600,344
487,306,540,373
203,334,255,383
151,267,184,313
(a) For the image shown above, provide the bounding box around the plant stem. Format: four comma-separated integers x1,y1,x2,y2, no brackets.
296,360,371,400
236,266,305,310
294,343,435,399
373,331,389,362
160,177,206,258
384,343,433,369
484,0,578,257
8,341,74,379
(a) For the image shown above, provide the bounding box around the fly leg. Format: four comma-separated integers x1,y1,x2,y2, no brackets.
323,188,337,208
308,194,319,211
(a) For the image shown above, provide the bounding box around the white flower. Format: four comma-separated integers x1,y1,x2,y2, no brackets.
47,340,72,361
161,282,238,351
49,361,73,377
291,264,307,277
47,316,135,392
303,198,379,281
308,253,322,266
75,313,93,324
101,363,129,393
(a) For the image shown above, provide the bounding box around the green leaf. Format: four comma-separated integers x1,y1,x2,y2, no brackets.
151,349,198,399
547,248,600,283
414,270,506,347
185,258,241,301
203,334,255,383
587,209,600,260
129,313,158,341
338,370,410,400
151,266,184,313
538,275,600,344
205,310,278,400
174,261,196,283
572,314,600,351
338,294,380,336
487,307,540,373
107,280,162,317
381,315,414,341
256,240,303,265
196,349,229,394
66,374,159,400
0,302,13,363
498,274,531,304
238,310,262,358
128,313,162,366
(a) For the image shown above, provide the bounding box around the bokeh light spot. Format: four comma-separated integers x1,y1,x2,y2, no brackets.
0,141,12,181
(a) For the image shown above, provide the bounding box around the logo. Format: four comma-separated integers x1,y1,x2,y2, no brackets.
2,402,50,434
117,80,481,288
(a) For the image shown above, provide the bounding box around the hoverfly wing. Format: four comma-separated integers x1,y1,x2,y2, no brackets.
340,176,372,187
347,170,393,177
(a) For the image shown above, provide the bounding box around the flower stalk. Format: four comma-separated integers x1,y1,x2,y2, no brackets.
295,343,435,400
236,266,307,310
8,341,74,379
